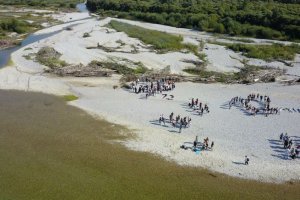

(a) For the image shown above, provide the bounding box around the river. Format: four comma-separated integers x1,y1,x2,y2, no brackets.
0,2,88,68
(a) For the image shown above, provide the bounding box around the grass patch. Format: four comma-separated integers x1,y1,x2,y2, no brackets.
107,20,198,53
133,65,148,74
24,47,32,51
38,57,68,68
63,94,78,101
209,41,300,61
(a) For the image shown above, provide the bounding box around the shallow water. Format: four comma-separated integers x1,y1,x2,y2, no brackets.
0,30,64,68
0,3,89,68
0,90,299,200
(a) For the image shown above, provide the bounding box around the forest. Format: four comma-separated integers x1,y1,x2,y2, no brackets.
86,0,300,41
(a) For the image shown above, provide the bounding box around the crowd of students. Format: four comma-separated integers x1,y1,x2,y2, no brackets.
159,112,192,133
188,98,210,115
130,78,176,99
229,93,279,116
229,93,300,116
280,133,300,159
128,81,300,163
180,136,214,152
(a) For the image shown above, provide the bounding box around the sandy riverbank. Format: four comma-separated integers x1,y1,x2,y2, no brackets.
0,11,299,183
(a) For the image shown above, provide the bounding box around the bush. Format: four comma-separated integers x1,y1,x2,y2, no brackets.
36,47,68,68
83,32,91,38
69,3,76,9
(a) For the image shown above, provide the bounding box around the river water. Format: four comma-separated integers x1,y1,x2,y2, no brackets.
0,2,88,68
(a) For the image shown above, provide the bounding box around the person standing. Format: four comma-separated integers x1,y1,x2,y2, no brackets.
179,122,182,133
245,156,249,165
210,141,214,150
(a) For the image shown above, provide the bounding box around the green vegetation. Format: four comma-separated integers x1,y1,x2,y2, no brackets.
36,46,68,68
183,67,233,83
211,42,300,61
183,65,277,84
38,57,68,68
0,18,31,34
228,43,300,61
0,10,60,48
218,36,255,43
0,90,299,199
134,65,148,74
0,0,79,9
87,0,300,40
108,20,198,53
90,60,149,75
63,94,79,101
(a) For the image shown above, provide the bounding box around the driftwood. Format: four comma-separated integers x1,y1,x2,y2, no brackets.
46,64,113,77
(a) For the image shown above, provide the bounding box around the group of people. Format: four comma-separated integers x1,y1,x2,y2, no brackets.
130,78,176,98
229,93,279,116
197,136,214,150
280,133,299,159
129,81,300,164
180,136,214,152
159,112,192,133
188,98,210,115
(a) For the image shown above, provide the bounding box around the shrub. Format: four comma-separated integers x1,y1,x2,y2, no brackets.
83,32,91,38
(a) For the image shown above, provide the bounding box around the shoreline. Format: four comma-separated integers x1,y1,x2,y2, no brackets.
0,10,299,184
1,90,299,199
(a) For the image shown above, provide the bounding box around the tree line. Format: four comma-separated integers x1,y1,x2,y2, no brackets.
86,0,300,40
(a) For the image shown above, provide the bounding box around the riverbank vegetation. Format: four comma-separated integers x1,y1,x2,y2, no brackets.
107,20,198,53
183,64,283,84
0,17,34,49
0,6,60,49
0,18,31,34
87,0,300,41
209,41,300,61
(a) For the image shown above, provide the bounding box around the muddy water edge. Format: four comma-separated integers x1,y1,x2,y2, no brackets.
0,90,299,200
